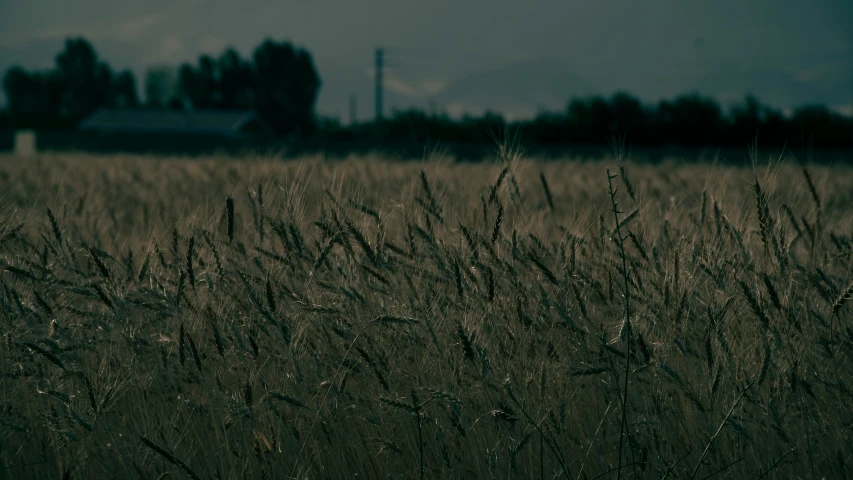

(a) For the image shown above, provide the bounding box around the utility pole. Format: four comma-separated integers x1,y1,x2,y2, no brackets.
375,47,384,123
349,93,357,126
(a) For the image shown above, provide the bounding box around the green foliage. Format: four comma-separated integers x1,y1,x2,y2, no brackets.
321,92,852,150
173,39,321,136
1,37,137,128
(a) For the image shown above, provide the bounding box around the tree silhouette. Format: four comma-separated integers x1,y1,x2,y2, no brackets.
111,70,139,108
175,50,253,110
655,93,723,146
2,67,63,123
54,37,115,121
790,104,851,148
216,48,254,109
144,66,178,107
2,36,140,128
566,96,616,143
609,92,648,139
2,34,850,150
251,39,321,136
172,40,319,136
178,55,217,109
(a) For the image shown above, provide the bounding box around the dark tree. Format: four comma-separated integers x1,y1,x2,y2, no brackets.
791,105,850,148
2,67,63,122
729,94,764,143
3,37,139,128
178,55,217,109
176,50,254,110
54,37,114,121
566,96,615,144
609,92,649,139
111,70,139,107
169,40,321,135
144,66,178,107
655,93,724,146
252,39,321,136
216,48,255,109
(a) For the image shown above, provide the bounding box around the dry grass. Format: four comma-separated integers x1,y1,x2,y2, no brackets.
1,148,852,479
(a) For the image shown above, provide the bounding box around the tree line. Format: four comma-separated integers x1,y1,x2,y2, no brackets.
1,36,851,149
327,93,852,149
1,37,321,136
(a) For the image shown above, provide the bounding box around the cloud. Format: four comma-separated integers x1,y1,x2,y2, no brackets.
833,104,853,116
419,79,448,95
794,63,845,82
199,36,226,56
137,36,187,65
0,24,91,47
361,67,449,99
0,7,171,48
384,76,424,98
112,13,167,41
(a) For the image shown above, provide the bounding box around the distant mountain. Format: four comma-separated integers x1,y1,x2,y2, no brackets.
314,59,599,123
687,64,851,111
313,65,426,124
426,59,598,119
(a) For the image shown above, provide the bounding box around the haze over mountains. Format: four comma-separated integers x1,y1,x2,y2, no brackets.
1,0,851,120
318,58,600,121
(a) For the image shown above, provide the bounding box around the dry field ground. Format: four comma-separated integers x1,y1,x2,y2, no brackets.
1,148,852,479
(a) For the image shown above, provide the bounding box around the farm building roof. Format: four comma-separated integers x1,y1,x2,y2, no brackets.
79,108,270,136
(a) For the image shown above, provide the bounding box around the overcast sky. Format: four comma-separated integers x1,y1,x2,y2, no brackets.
1,0,851,119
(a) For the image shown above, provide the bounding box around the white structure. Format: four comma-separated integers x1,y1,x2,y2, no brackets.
14,130,36,157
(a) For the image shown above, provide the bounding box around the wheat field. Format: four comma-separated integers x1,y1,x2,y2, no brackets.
1,148,852,479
